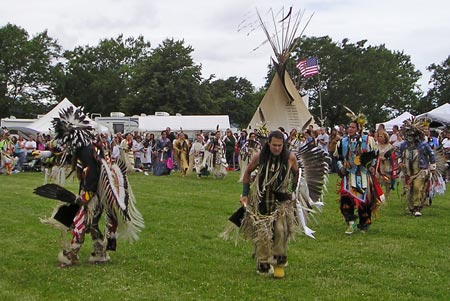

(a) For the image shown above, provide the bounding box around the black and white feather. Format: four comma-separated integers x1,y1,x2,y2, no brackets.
294,140,329,238
52,106,94,150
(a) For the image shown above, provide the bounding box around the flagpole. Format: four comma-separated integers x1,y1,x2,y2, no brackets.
318,70,323,126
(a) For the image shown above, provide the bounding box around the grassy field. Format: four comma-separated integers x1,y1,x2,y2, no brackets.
0,170,449,301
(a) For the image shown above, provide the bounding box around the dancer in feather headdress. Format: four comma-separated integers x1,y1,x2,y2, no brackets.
334,107,383,234
222,130,328,278
34,106,144,267
397,117,445,216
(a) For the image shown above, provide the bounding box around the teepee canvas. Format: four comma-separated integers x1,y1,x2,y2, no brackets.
247,69,313,131
246,7,315,132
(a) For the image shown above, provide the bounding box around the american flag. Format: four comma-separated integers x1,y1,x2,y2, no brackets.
296,57,319,78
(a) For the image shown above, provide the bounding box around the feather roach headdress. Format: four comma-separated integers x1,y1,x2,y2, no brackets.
343,106,367,130
52,106,94,150
401,117,427,143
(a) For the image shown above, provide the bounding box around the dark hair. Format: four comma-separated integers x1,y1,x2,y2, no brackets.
257,131,290,189
259,131,289,165
268,130,285,142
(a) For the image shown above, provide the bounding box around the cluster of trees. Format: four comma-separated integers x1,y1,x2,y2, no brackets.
0,24,262,128
1,23,449,128
291,37,450,126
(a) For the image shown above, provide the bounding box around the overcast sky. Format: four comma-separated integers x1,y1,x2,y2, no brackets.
2,0,449,91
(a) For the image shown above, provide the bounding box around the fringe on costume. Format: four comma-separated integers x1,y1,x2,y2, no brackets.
117,148,135,173
338,174,385,219
117,183,145,243
430,172,446,197
39,203,73,232
98,158,144,243
219,222,242,245
241,199,300,248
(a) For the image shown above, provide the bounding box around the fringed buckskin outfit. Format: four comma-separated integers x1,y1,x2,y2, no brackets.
399,141,435,214
173,135,190,176
241,153,298,272
397,118,440,216
222,130,328,279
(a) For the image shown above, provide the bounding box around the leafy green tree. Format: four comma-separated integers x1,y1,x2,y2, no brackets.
290,36,422,127
123,38,208,116
208,76,258,128
57,35,151,116
0,23,62,118
421,55,450,111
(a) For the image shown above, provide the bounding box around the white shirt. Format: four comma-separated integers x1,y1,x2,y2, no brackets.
111,145,120,161
389,133,398,144
442,137,450,149
133,140,143,160
25,140,36,154
317,133,329,154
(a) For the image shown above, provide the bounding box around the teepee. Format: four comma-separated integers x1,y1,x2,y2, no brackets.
246,7,315,132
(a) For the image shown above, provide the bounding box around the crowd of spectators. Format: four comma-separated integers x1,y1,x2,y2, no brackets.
2,123,449,180
0,129,54,174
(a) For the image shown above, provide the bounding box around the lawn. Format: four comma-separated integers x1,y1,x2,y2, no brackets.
0,170,449,301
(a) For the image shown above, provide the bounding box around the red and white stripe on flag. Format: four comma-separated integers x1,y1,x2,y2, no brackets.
72,208,85,242
296,57,319,78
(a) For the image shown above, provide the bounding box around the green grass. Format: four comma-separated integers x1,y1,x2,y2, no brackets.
1,171,450,300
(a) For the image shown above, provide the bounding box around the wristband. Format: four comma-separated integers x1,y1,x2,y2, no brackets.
242,183,250,197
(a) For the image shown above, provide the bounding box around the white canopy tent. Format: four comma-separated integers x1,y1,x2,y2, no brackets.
27,98,109,134
376,112,413,132
416,103,450,128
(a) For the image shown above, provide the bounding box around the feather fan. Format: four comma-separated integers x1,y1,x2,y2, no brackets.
293,140,329,238
34,183,77,204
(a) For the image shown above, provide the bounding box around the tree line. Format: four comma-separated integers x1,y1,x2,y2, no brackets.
1,23,449,128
